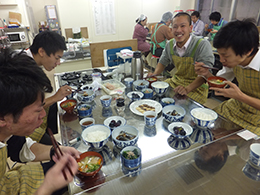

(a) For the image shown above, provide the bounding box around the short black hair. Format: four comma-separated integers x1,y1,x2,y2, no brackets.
209,12,221,22
0,49,53,121
213,18,259,57
191,11,200,18
174,12,191,25
194,149,229,174
30,31,67,56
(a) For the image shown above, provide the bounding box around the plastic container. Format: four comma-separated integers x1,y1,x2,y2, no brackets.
91,72,102,84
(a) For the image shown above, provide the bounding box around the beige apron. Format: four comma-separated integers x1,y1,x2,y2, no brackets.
28,107,50,142
165,39,209,105
0,146,44,195
214,66,260,135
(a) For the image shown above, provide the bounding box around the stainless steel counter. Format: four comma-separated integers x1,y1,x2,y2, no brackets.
54,70,251,195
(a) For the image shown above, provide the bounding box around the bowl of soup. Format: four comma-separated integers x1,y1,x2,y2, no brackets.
145,76,157,88
207,76,227,88
60,99,77,113
77,151,103,177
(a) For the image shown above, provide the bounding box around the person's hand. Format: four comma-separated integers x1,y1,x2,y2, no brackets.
174,85,188,95
210,81,243,99
194,62,212,78
211,29,218,34
205,24,209,30
59,146,81,159
35,154,78,195
147,72,155,77
53,85,72,102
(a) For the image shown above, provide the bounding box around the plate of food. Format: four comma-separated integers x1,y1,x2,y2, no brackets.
129,99,162,116
101,79,126,95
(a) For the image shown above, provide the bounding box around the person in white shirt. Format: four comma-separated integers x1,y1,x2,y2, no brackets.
191,11,205,36
25,31,72,144
195,19,260,136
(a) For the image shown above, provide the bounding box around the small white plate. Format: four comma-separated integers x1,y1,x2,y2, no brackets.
168,122,193,139
104,116,126,129
129,99,162,116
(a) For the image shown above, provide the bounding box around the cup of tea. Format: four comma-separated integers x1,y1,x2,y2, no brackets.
79,117,95,130
144,111,157,126
124,77,134,88
100,95,112,107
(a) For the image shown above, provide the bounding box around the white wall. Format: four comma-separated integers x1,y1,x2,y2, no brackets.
56,0,193,43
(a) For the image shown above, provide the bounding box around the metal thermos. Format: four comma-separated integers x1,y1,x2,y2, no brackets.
131,51,143,80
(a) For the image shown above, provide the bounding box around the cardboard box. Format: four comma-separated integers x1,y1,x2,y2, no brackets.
9,11,21,25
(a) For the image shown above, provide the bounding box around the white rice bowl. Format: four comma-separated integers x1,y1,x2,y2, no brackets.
190,108,218,129
81,125,111,149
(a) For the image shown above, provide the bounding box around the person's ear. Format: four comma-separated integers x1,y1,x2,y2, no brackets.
38,47,46,57
246,48,254,57
190,25,193,32
0,117,7,127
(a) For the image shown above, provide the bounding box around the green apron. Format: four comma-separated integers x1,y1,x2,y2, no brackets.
214,66,260,136
0,146,44,194
210,20,224,41
165,38,209,105
150,23,167,55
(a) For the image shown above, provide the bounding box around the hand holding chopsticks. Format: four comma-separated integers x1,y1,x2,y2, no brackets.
47,128,75,180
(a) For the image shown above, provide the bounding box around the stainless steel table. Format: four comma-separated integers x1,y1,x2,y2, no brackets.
54,70,246,194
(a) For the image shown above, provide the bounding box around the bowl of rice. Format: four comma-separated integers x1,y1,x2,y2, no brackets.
81,125,111,149
190,108,218,129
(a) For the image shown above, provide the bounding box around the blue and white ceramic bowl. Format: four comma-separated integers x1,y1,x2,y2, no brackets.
190,108,218,129
151,81,169,97
162,105,186,123
160,97,175,107
189,127,213,144
100,95,112,107
77,103,92,118
133,80,149,91
102,107,113,117
112,125,139,149
249,143,260,167
142,88,154,99
167,135,191,150
79,117,95,130
120,146,142,169
127,91,144,101
242,161,260,181
77,89,95,103
144,111,157,126
124,77,134,88
121,164,142,177
168,122,193,139
81,125,111,149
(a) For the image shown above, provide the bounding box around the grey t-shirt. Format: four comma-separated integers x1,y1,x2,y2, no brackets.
159,34,214,68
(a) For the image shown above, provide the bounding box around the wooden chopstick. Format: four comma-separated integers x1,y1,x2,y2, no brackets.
47,128,74,180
